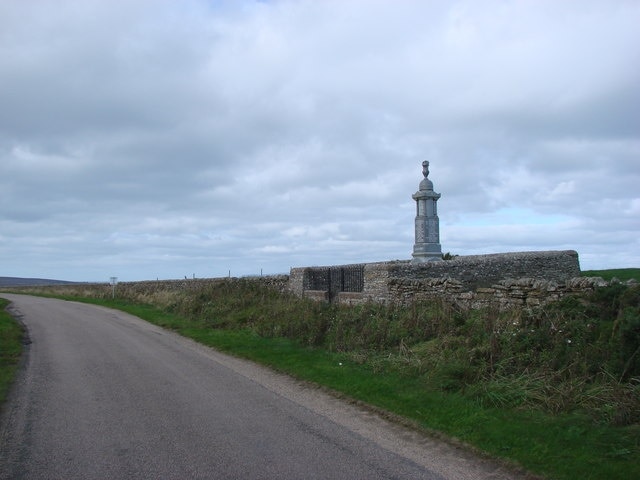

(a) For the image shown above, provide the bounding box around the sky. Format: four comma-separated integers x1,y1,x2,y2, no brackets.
1,0,639,282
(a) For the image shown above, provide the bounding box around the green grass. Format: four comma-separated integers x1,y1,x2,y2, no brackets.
178,328,639,480
2,271,640,480
33,294,640,480
0,298,24,406
582,268,640,282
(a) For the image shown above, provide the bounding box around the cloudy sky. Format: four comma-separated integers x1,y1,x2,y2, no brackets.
1,0,639,282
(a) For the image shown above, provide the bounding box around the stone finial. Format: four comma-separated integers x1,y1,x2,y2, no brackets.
419,160,434,192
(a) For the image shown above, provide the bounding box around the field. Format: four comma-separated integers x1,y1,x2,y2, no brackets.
2,269,639,479
581,268,640,282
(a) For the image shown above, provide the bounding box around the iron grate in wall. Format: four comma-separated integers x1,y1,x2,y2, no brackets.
303,265,364,298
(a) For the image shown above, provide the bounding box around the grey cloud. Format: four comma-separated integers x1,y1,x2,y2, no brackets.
1,0,638,281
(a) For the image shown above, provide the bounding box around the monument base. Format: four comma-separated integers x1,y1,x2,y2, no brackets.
411,243,443,264
411,254,443,264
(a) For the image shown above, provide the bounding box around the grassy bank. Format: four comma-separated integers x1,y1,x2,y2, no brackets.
0,298,24,406
2,276,639,479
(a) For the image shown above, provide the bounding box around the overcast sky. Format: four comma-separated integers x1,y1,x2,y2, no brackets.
1,0,639,282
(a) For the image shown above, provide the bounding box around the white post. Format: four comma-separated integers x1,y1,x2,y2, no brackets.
109,277,118,299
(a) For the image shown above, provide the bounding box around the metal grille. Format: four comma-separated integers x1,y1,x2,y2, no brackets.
341,265,364,292
303,265,364,301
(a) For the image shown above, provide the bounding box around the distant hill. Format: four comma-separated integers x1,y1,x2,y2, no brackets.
0,277,77,287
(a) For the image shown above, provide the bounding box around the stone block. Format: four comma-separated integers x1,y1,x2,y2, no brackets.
476,287,496,294
337,292,366,305
304,290,329,302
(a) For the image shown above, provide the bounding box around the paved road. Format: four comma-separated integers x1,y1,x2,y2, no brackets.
0,294,524,480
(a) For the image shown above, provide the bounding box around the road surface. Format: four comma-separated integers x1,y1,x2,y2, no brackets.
0,294,527,479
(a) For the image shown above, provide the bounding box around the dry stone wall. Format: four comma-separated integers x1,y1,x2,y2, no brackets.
388,276,611,310
41,276,291,301
14,250,613,312
289,250,597,310
110,276,291,297
387,250,580,289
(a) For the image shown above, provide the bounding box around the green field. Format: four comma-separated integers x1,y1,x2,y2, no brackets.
582,268,640,282
2,269,639,480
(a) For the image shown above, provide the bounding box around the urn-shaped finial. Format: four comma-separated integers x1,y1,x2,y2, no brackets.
419,160,434,191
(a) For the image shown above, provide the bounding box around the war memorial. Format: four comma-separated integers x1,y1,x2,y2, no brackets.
288,161,584,309
95,161,595,310
411,161,443,263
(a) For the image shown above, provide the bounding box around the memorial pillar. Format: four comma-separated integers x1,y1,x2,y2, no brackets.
412,161,442,263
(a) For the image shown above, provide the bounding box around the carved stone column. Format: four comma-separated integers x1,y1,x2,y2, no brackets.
412,161,442,263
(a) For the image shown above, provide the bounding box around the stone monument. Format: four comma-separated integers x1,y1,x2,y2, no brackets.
412,161,442,263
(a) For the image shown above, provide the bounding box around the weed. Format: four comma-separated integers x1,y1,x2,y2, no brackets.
0,298,24,406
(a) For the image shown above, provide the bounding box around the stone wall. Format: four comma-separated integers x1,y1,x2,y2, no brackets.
388,250,580,289
289,250,590,310
13,250,605,312
288,268,305,297
111,276,291,297
388,276,611,310
42,275,291,300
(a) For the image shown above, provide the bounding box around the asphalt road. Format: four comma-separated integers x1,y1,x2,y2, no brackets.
0,294,525,480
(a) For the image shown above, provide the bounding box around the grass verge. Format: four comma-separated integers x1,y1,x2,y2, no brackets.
0,298,24,407
29,295,640,480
